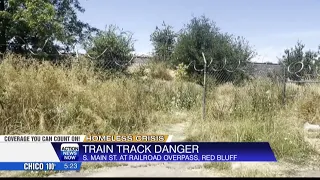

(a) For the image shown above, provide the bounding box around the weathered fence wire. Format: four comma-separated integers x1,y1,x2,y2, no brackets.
2,35,320,122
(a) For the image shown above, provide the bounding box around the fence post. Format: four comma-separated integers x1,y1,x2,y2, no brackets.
283,65,286,105
202,52,207,121
282,55,288,105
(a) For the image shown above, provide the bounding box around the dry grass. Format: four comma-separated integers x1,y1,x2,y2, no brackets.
0,54,201,136
0,54,201,176
204,162,232,171
186,79,320,177
146,61,173,81
228,169,283,177
187,79,320,164
1,54,320,177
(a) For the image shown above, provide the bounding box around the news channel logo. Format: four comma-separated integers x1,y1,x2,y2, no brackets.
60,143,79,161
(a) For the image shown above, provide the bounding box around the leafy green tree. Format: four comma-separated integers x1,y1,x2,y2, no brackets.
84,25,135,71
172,16,219,68
280,41,320,81
0,0,9,54
150,21,177,61
173,15,255,84
0,0,98,58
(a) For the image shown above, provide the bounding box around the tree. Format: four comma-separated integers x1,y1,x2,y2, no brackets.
84,25,135,71
173,15,255,84
280,41,320,81
173,16,219,68
0,0,98,59
150,21,177,61
0,0,8,54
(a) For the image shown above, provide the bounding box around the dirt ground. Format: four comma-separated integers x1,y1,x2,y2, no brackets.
0,111,318,177
48,112,320,178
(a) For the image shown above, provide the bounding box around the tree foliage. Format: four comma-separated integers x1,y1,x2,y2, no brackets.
280,41,320,81
0,0,98,58
84,25,135,71
150,21,177,61
172,15,255,84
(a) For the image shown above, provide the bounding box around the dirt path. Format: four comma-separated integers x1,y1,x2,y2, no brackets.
295,128,320,177
51,117,217,177
83,121,214,177
49,118,320,178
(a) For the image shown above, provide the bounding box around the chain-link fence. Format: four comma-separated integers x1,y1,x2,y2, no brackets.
181,52,320,121
283,55,320,105
190,52,256,120
2,36,319,122
0,35,137,71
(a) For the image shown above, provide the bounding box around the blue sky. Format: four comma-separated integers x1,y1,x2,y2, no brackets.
77,0,319,63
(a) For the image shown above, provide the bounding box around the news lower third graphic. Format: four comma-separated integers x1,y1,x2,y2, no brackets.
52,142,277,162
0,135,277,171
0,162,82,171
